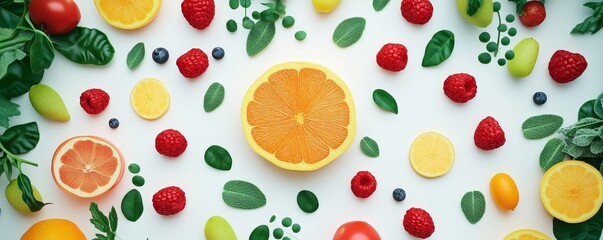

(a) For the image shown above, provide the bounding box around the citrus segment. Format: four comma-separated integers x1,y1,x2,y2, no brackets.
131,78,170,120
409,131,455,178
502,229,551,240
21,218,86,240
242,62,356,171
52,136,124,198
540,160,603,223
93,0,162,29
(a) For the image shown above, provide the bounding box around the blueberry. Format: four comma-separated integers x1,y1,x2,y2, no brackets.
533,92,547,105
152,47,169,64
212,47,225,60
392,188,406,201
109,118,119,129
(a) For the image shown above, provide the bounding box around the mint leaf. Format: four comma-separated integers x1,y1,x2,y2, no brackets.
222,180,266,209
461,190,486,224
540,138,565,170
332,17,366,48
204,82,225,112
591,139,603,154
126,42,144,70
372,0,390,12
360,136,380,158
422,30,455,67
204,145,232,170
373,89,398,114
573,129,598,147
571,2,603,34
0,95,19,129
522,114,564,139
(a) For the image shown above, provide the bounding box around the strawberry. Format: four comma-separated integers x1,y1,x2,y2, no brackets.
403,207,435,239
350,171,377,198
176,48,209,79
519,1,546,27
155,129,188,157
443,73,477,103
474,116,506,151
79,88,110,114
548,50,588,84
401,0,433,25
181,0,215,30
376,43,408,72
152,186,186,216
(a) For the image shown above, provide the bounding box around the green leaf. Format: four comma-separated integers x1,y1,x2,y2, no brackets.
360,136,379,158
2,155,13,181
421,30,455,67
274,0,286,15
595,92,603,119
222,180,266,209
250,225,270,240
121,189,143,222
540,138,566,170
0,122,39,154
90,202,110,233
126,42,145,70
204,145,232,170
559,118,603,137
509,0,528,14
0,2,22,29
246,20,275,56
460,190,486,224
203,82,225,112
573,129,598,147
372,0,390,11
50,27,115,65
553,206,603,240
296,190,319,213
17,174,47,212
467,0,483,16
29,30,55,74
0,56,44,98
229,0,239,9
522,114,564,139
564,143,585,159
571,2,603,34
0,48,26,78
0,95,20,129
260,9,280,22
591,139,603,154
332,17,366,48
240,0,251,8
372,89,398,114
108,207,118,233
579,99,598,120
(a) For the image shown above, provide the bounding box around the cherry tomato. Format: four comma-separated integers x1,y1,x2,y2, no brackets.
490,172,519,211
333,221,381,240
28,0,81,35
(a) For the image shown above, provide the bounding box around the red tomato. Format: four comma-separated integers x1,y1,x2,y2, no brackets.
28,0,81,35
333,221,381,240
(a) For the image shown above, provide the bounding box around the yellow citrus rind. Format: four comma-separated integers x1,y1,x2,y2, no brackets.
93,0,162,30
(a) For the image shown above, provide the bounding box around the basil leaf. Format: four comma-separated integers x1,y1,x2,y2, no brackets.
0,95,20,129
360,136,380,157
17,173,47,212
240,0,251,8
29,30,55,73
0,122,39,154
467,0,483,16
204,145,232,170
373,89,398,114
126,42,145,70
246,20,275,56
121,189,143,222
521,114,564,139
553,206,603,240
332,17,366,48
595,92,603,119
372,0,390,11
422,30,455,67
0,56,44,98
460,191,486,224
579,99,598,120
50,26,115,65
229,0,239,9
0,48,26,78
222,180,266,209
540,138,565,170
249,225,269,240
296,190,319,213
203,82,225,113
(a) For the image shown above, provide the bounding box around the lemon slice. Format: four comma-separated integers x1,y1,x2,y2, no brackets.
131,78,170,120
409,131,455,178
502,228,551,240
94,0,162,30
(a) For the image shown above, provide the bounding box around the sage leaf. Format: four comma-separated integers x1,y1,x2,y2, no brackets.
121,189,143,222
222,180,266,209
29,30,55,73
332,17,366,48
17,173,47,212
573,128,598,147
0,122,39,154
467,0,483,16
553,207,603,240
0,95,20,129
591,139,603,154
296,190,319,213
126,42,144,70
579,99,597,120
0,57,44,98
360,136,380,157
203,82,225,112
204,145,232,170
229,0,239,9
460,191,486,224
422,30,455,67
595,92,603,119
246,20,275,56
372,0,390,11
373,89,398,114
540,138,565,170
521,114,564,139
249,225,270,240
50,26,115,65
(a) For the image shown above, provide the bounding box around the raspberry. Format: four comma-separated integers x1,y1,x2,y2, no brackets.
548,50,588,84
401,0,433,25
152,186,186,216
155,129,188,157
443,73,477,103
350,171,377,198
474,116,506,151
176,48,209,79
403,207,435,239
376,43,408,72
79,88,110,114
181,0,215,30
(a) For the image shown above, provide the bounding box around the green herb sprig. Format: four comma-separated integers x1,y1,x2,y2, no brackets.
572,2,603,34
477,2,517,66
90,202,119,240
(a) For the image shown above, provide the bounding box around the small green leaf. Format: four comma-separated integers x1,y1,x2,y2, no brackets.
422,30,455,67
126,42,145,70
0,95,20,129
591,139,603,154
204,145,232,170
553,206,603,240
360,137,379,157
90,202,110,233
332,17,366,48
249,225,270,240
229,0,239,9
0,48,26,78
0,122,39,154
29,30,54,73
240,0,251,8
372,0,390,11
246,20,276,56
121,189,143,222
595,92,603,119
222,180,266,209
540,138,566,170
579,99,597,120
296,190,319,213
17,173,47,212
460,190,486,224
467,0,483,16
204,82,225,112
573,129,598,147
260,9,280,22
372,89,398,114
108,207,118,232
2,156,12,181
522,114,564,139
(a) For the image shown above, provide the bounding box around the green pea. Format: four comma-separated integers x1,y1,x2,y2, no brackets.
479,32,491,43
273,228,284,239
132,175,145,187
128,163,140,174
295,31,306,41
508,27,517,36
281,217,292,227
292,223,301,233
501,36,511,46
478,52,492,64
505,14,515,23
493,2,501,12
498,58,506,66
486,42,498,52
226,19,237,32
505,50,515,60
269,215,276,223
498,24,507,32
243,17,254,29
252,11,261,20
282,16,295,28
283,237,290,240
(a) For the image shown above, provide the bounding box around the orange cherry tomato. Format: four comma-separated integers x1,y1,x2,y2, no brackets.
490,172,519,211
333,221,381,240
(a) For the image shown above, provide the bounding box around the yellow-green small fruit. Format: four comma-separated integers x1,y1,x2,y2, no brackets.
457,0,493,27
312,0,341,13
204,215,237,240
507,38,539,78
29,84,70,122
5,179,43,214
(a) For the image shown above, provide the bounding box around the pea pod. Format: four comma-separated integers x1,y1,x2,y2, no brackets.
507,38,539,78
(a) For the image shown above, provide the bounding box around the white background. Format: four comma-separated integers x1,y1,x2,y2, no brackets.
1,0,603,239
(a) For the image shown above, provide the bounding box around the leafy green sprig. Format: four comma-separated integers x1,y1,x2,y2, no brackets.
507,0,546,14
572,1,603,34
90,202,119,240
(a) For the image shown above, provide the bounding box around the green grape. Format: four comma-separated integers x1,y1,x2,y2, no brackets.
479,32,491,43
486,42,498,52
498,58,506,66
493,2,501,12
501,36,511,46
508,27,517,36
505,50,515,60
478,52,492,64
498,24,507,32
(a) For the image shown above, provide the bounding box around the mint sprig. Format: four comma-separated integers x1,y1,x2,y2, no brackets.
571,2,603,34
90,202,118,240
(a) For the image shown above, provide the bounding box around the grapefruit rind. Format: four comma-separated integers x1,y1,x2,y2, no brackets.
93,0,162,30
502,229,551,240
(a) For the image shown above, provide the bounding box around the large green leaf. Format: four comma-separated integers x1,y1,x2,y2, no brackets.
222,180,266,209
51,27,115,65
0,95,19,129
17,173,48,212
0,57,44,98
0,122,39,154
0,2,23,29
29,30,55,74
121,189,143,222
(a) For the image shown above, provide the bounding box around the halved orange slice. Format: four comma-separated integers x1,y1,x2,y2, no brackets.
241,62,356,171
94,0,162,30
502,228,551,240
52,136,125,198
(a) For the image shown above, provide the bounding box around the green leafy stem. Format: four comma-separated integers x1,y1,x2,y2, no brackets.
0,142,38,168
